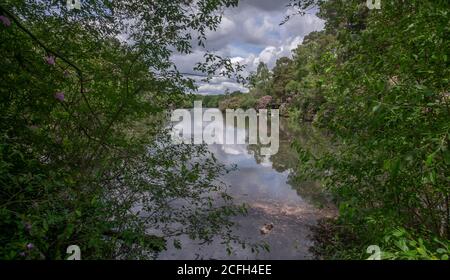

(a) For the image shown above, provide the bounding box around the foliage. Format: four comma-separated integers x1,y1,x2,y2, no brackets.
381,228,450,260
196,94,227,108
219,31,336,117
311,219,450,260
184,91,256,109
288,0,450,259
0,0,253,259
218,62,274,110
248,62,272,97
256,96,273,109
271,57,295,102
218,92,256,110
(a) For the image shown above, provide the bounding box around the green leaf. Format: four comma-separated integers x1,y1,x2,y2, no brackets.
425,153,435,166
429,170,437,184
372,104,381,113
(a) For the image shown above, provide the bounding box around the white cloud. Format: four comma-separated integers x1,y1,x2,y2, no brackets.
171,1,325,95
197,82,249,95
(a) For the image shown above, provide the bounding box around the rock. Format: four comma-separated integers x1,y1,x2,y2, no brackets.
260,223,274,235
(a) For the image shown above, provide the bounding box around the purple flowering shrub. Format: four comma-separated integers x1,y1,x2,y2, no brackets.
0,15,11,27
256,95,272,109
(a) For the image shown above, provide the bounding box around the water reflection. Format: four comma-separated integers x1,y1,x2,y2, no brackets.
158,112,335,259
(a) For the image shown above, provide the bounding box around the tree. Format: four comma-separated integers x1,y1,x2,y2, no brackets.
289,0,450,259
271,57,294,102
249,62,272,96
0,0,258,259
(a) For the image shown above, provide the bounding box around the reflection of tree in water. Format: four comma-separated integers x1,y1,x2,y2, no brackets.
246,118,333,207
288,178,333,208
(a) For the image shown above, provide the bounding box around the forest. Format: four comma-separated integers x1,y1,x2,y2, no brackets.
219,0,450,260
0,0,449,260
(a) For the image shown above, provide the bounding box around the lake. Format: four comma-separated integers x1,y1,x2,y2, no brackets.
158,111,336,259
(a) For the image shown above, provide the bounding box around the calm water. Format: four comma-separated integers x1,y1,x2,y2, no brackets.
158,112,335,259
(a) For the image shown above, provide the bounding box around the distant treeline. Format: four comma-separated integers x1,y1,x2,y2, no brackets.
184,91,259,110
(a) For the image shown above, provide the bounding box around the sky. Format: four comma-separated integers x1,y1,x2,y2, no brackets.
172,0,325,95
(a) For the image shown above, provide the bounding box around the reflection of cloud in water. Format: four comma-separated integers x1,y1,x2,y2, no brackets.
225,166,302,205
259,155,272,167
221,144,246,155
160,111,335,260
